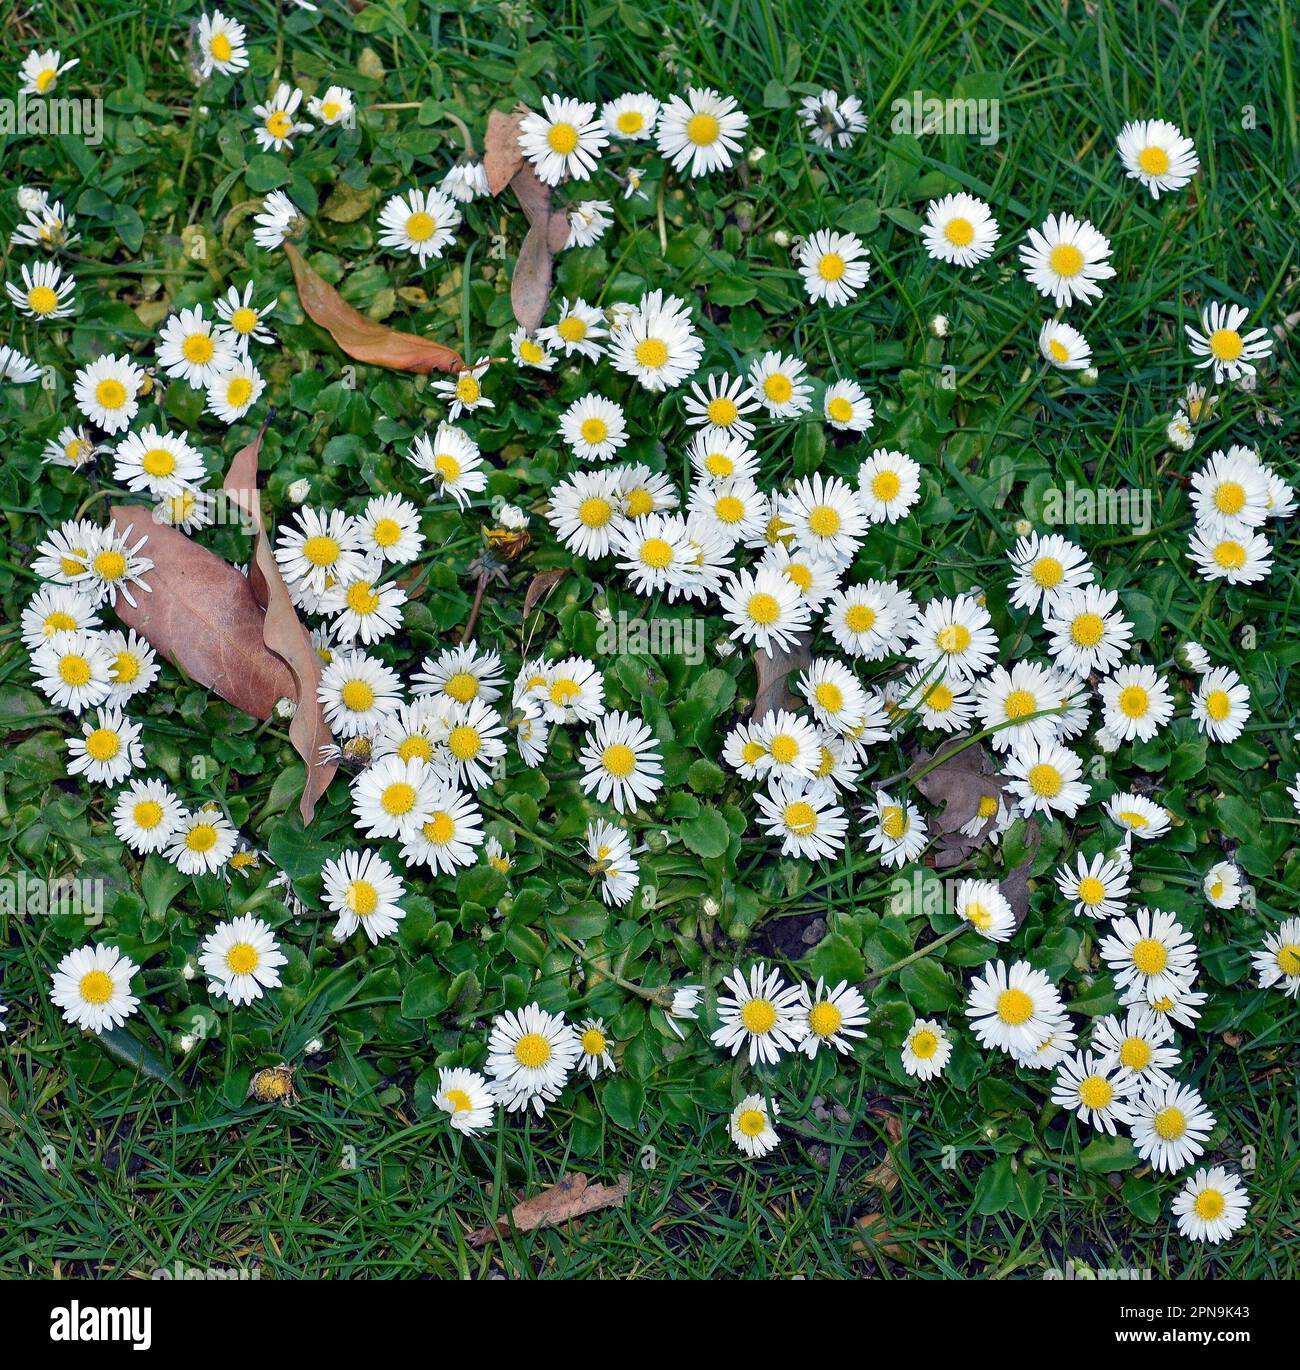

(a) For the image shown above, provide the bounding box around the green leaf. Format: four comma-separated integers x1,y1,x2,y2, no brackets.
98,1026,189,1098
602,1075,644,1130
678,806,731,859
1081,1134,1140,1174
400,971,447,1019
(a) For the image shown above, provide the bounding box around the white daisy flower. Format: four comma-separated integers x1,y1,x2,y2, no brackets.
308,84,354,127
0,343,41,383
1203,860,1243,910
612,511,696,596
157,305,233,387
275,507,364,596
797,658,868,736
399,783,485,875
683,372,760,443
577,1018,616,1078
823,378,873,432
547,469,624,559
1009,532,1094,615
30,628,113,714
357,493,423,564
760,543,840,614
1090,1007,1180,1092
857,448,921,524
559,393,627,461
66,706,143,785
167,805,238,875
1043,583,1133,676
350,753,437,841
607,289,703,391
901,1018,952,1080
799,229,870,307
976,660,1062,753
747,350,812,419
509,326,555,370
617,463,680,519
584,821,639,907
900,666,976,733
1191,667,1250,743
318,649,402,739
687,430,758,483
577,710,663,814
6,260,75,320
1189,446,1271,539
432,359,493,422
1038,318,1092,370
1010,1017,1079,1071
602,92,659,140
113,426,205,499
19,47,78,97
1105,792,1171,843
9,196,79,251
434,1067,495,1135
200,915,286,1007
921,193,999,267
1117,118,1199,198
1171,1167,1249,1244
908,592,997,681
537,295,607,359
711,962,802,1065
321,563,407,645
1050,1051,1139,1134
1185,300,1273,384
953,878,1017,942
252,83,311,152
252,190,301,251
485,1002,581,1116
526,655,604,725
323,848,406,944
1100,664,1174,743
793,978,868,1058
440,160,488,202
42,424,100,471
798,89,867,149
436,697,505,791
1004,739,1090,819
1057,851,1130,920
1100,908,1198,1003
1252,917,1300,998
1188,526,1272,585
20,583,100,652
74,354,144,433
718,564,811,657
518,95,608,185
655,87,748,176
865,790,927,868
50,943,139,1034
564,199,614,249
754,777,847,860
112,777,183,855
204,356,265,423
214,282,277,351
407,424,486,510
1130,1082,1215,1173
965,959,1066,1057
377,186,460,265
729,1094,780,1157
414,643,505,708
1020,212,1115,307
196,9,249,77
687,475,766,546
778,473,868,566
824,583,903,661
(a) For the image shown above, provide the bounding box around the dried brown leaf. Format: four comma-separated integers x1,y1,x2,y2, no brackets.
908,740,1005,836
483,109,525,195
752,630,812,721
224,424,338,824
522,567,567,619
284,241,464,375
468,1172,629,1247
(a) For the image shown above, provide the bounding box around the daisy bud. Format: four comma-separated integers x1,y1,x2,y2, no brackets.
304,1038,324,1055
17,186,47,212
772,228,791,248
274,697,297,721
928,314,949,338
1081,366,1099,385
1094,724,1122,754
747,145,766,165
702,895,721,918
287,477,311,503
181,959,196,981
178,1033,197,1052
1013,518,1033,537
1176,640,1212,673
1166,418,1195,451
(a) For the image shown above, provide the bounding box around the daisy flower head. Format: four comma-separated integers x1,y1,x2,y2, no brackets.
1252,917,1300,998
584,820,639,907
1056,850,1130,920
434,1067,495,1135
824,582,903,661
167,805,238,875
1009,532,1093,616
1050,1050,1139,1135
358,493,423,564
754,777,847,860
43,425,100,471
407,424,486,510
0,343,41,383
565,199,614,249
1038,318,1092,371
214,282,277,351
824,378,873,433
1191,667,1250,743
1185,300,1273,384
433,359,493,422
1203,860,1243,910
157,305,233,387
656,87,748,177
81,522,154,611
200,915,286,1007
322,563,408,646
414,642,505,708
1043,583,1133,677
1130,1081,1215,1173
31,628,113,714
729,1094,780,1157
318,649,402,739
438,696,507,791
113,777,184,855
1100,908,1198,1003
965,958,1065,1057
485,1002,581,1116
1136,982,1207,1032
718,564,811,657
901,1018,952,1080
441,160,489,202
196,9,249,77
790,978,867,1059
611,509,695,595
10,196,79,252
748,350,813,419
1188,526,1272,586
322,848,406,944
509,326,555,371
274,506,364,596
1100,664,1174,744
865,790,928,868
113,426,205,499
798,657,869,736
74,354,144,434
760,542,840,615
778,473,868,567
908,592,997,681
21,583,101,652
921,193,999,267
350,753,438,841
1117,119,1199,198
799,229,870,307
547,469,624,559
537,296,607,360
1171,1167,1250,1245
1020,212,1115,307
577,710,664,814
684,372,760,443
6,260,75,321
722,719,770,781
253,83,311,152
252,190,302,251
602,92,659,141
377,186,461,265
19,48,78,97
66,707,143,785
308,84,355,128
50,943,139,1034
98,625,161,704
977,660,1064,754
1105,791,1171,843
1090,1006,1180,1092
560,393,627,462
711,963,802,1065
204,355,265,424
953,878,1017,942
857,449,921,524
902,665,976,733
617,463,679,519
798,89,867,149
577,1018,616,1078
687,475,766,546
398,783,486,875
1189,447,1271,539
518,95,608,185
607,289,703,392
1004,739,1090,819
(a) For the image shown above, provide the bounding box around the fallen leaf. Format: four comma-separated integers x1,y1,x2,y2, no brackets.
752,630,812,721
109,506,297,720
522,567,567,619
468,1172,629,1247
284,241,463,375
852,1212,911,1261
224,423,338,825
483,109,525,195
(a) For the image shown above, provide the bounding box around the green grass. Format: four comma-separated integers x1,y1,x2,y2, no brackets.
1,0,1298,1279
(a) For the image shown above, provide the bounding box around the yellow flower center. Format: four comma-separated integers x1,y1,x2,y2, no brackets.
1207,328,1243,362
556,316,587,342
1049,243,1084,277
1078,1075,1113,1110
814,681,843,714
141,447,177,478
616,110,644,134
977,794,998,819
59,654,91,686
225,942,258,975
579,496,612,528
808,1001,842,1037
763,373,792,404
302,535,340,568
225,377,253,407
1120,1037,1152,1071
1276,944,1300,977
96,378,128,410
706,396,738,427
936,623,971,654
448,725,480,760
996,988,1034,1025
881,805,907,840
827,396,854,422
741,998,777,1034
397,735,432,764
35,68,58,94
444,1087,472,1113
1028,763,1062,797
371,518,402,549
346,880,379,915
686,112,720,145
1004,689,1037,720
346,581,379,615
80,970,114,1004
186,823,219,853
426,812,456,844
601,743,636,777
547,122,580,155
844,604,875,634
747,591,780,625
514,1032,552,1068
93,550,126,581
817,252,846,282
405,211,436,242
1048,338,1070,362
871,470,900,502
926,682,954,711
639,536,673,569
1214,481,1246,514
85,728,120,762
784,801,818,835
1137,145,1170,176
456,374,480,404
519,337,545,363
1212,540,1246,570
434,454,461,482
808,505,840,537
944,216,974,246
133,799,163,829
1077,876,1106,907
737,1108,767,1136
581,1028,608,1055
580,416,609,445
1204,690,1231,721
635,337,669,369
1032,556,1064,589
910,1029,938,1059
265,111,293,139
624,488,653,517
1132,938,1168,975
183,332,215,364
704,452,734,478
210,33,233,62
341,680,375,712
1193,1188,1225,1220
27,284,59,314
1153,1106,1186,1140
1070,612,1104,647
1119,685,1149,718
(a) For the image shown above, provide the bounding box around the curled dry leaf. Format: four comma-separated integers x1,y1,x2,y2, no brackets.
284,241,464,375
751,630,813,722
521,567,567,619
224,422,338,825
468,1171,629,1247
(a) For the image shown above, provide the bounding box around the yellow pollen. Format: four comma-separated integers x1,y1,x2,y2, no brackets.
456,374,480,404
704,452,734,478
1032,556,1064,588
514,1031,552,1068
581,1028,607,1056
844,603,875,634
95,378,128,410
616,110,644,134
814,682,843,713
880,805,907,840
1137,145,1170,176
763,373,792,404
345,581,379,615
79,970,114,1004
1028,763,1062,798
397,735,432,763
1132,938,1168,975
635,337,668,369
926,682,954,711
828,396,854,423
686,112,720,145
444,1087,472,1112
93,550,126,581
580,417,609,445
1153,1106,1186,1140
133,799,164,829
346,880,379,916
1048,338,1070,362
426,812,456,844
1204,690,1231,721
444,671,478,704
1048,242,1084,277
43,610,75,635
808,505,840,538
714,494,745,524
1077,876,1106,907
1077,1075,1114,1110
1276,945,1300,977
519,338,544,363
302,535,340,568
624,488,653,517
186,823,218,853
871,470,901,502
546,122,579,155
1120,1037,1152,1071
340,680,374,712
556,316,587,342
936,623,971,654
59,654,91,687
944,216,974,246
601,742,636,777
1207,328,1243,361
84,728,120,762
210,33,233,62
405,211,436,242
977,794,998,819
1214,481,1246,515
910,1029,938,1058
808,1001,842,1037
996,988,1034,1025
1004,688,1037,720
448,725,480,760
737,1107,767,1137
639,536,673,569
225,942,258,975
817,252,846,282
27,284,59,314
1119,685,1149,718
747,592,780,625
579,496,612,528
741,998,777,1034
1213,540,1246,570
1070,612,1104,647
1193,1189,1225,1220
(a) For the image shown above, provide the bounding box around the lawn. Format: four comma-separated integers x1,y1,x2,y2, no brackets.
1,0,1297,1281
